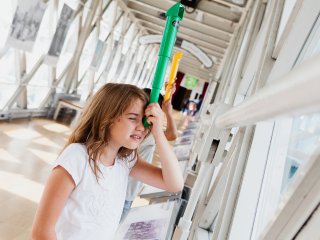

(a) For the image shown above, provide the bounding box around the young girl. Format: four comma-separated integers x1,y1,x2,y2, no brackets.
31,83,184,240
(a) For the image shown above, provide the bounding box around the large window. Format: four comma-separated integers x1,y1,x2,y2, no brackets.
279,29,320,192
253,12,320,239
282,113,320,191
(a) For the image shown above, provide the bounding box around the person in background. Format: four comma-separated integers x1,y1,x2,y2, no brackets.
181,99,198,127
31,83,183,240
195,95,203,115
184,100,197,117
121,84,178,222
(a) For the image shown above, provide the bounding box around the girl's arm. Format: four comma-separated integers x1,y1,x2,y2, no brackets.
130,103,184,193
32,166,75,240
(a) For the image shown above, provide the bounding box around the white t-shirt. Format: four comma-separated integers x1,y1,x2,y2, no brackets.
53,143,136,240
125,134,155,201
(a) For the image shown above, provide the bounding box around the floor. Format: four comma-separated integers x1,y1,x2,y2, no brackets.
0,110,187,239
0,118,71,239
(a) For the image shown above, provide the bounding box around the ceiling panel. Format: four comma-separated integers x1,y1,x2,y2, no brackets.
121,0,248,81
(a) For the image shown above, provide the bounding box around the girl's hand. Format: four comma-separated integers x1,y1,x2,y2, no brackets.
162,99,173,115
145,103,164,136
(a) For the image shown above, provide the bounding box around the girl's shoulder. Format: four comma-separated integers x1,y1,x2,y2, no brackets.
65,143,87,152
54,143,88,186
59,143,88,165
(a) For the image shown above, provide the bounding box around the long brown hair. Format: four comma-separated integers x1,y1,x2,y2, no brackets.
66,83,149,178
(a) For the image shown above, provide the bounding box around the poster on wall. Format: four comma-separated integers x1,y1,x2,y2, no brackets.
124,219,166,240
6,0,47,52
44,4,74,66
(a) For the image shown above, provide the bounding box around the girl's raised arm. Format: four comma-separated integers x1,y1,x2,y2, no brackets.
130,103,184,193
32,166,75,240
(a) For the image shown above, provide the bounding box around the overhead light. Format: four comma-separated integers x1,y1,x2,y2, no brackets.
139,34,213,68
181,40,213,68
139,35,162,44
232,0,245,4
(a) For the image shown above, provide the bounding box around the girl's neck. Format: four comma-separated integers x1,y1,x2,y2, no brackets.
99,145,119,167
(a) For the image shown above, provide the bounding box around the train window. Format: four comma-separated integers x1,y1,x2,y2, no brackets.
0,84,18,110
27,64,50,108
0,49,16,84
279,18,320,191
99,1,118,41
0,2,22,109
273,0,298,57
78,28,97,82
229,5,320,239
254,15,320,237
281,113,320,192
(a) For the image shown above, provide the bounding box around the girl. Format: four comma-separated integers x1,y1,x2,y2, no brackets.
31,83,184,240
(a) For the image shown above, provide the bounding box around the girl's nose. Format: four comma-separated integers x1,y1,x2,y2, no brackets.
136,120,146,132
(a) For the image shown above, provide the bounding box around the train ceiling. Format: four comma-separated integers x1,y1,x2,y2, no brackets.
119,0,248,81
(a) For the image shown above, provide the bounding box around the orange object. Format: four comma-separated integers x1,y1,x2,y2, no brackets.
164,52,182,101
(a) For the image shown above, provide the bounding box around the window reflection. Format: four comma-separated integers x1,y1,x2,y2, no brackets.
282,112,320,190
281,32,320,192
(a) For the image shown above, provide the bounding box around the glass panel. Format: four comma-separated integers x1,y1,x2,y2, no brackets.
0,48,17,110
81,0,92,27
77,28,97,81
26,4,51,72
28,63,49,87
0,83,19,109
282,113,320,191
77,73,91,101
280,24,320,192
93,71,106,93
27,64,50,108
0,48,16,84
99,1,117,40
26,85,50,108
274,0,297,47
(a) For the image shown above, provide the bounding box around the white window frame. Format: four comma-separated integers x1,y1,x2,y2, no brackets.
218,0,320,238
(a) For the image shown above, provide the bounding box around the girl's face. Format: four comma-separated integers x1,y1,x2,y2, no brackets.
109,99,148,150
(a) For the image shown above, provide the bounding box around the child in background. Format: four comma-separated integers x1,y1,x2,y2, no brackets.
185,100,197,117
121,85,178,221
31,83,184,240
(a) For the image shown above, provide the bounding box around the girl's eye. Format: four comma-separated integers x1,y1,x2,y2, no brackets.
129,118,136,121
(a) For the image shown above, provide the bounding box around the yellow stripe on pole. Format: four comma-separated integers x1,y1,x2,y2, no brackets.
164,52,183,101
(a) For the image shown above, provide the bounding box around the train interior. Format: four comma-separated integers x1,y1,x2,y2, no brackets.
0,0,319,239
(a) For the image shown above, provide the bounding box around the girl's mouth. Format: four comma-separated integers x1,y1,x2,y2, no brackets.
130,135,142,141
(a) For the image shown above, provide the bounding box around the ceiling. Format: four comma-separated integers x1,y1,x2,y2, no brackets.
119,0,248,81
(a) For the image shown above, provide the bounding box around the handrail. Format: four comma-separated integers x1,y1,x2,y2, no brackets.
215,55,320,129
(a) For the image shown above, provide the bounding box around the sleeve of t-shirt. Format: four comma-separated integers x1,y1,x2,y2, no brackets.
52,143,88,186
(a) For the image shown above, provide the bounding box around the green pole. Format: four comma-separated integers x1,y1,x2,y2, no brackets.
144,2,185,126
